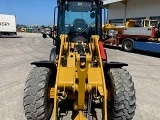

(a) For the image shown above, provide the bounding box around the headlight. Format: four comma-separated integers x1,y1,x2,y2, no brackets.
108,29,118,37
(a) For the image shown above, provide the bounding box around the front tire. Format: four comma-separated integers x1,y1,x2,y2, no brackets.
106,68,136,120
49,47,57,63
23,67,54,120
43,34,47,38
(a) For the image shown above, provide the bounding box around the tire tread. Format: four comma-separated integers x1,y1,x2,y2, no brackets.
23,67,53,120
108,68,136,120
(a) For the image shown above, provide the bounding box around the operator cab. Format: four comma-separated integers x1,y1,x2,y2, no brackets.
55,0,102,43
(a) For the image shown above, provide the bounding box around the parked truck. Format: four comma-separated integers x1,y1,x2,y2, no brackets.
103,19,160,54
0,14,17,37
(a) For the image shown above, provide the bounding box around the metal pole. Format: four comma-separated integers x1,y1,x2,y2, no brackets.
107,8,109,24
104,9,106,25
123,5,127,25
53,6,58,27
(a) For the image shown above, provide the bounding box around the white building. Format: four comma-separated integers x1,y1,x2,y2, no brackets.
104,0,160,25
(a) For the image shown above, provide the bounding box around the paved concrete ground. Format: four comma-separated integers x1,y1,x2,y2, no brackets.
0,33,160,120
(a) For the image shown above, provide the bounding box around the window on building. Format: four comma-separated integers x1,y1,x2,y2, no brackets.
126,17,146,21
150,16,160,20
126,17,146,26
109,19,124,25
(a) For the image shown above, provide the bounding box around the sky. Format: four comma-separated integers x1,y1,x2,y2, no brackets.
0,0,56,26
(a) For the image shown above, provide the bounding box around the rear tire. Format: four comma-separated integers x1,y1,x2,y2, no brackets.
23,67,54,120
106,68,136,120
122,40,133,52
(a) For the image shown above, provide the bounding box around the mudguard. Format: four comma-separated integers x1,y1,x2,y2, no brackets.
31,60,57,72
103,61,128,70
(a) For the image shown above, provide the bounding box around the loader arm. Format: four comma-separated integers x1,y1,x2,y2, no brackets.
50,34,107,120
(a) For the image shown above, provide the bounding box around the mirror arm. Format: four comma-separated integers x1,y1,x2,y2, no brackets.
53,6,58,27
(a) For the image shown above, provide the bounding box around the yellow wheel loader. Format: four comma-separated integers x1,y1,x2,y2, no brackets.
23,0,136,120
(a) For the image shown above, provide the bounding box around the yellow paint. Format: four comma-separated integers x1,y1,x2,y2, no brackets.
51,35,108,120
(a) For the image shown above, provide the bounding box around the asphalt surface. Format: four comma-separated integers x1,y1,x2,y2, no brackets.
0,33,160,120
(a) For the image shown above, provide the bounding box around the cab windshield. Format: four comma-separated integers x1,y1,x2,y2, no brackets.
58,1,98,38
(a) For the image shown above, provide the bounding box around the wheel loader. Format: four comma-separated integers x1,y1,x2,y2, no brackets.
23,0,136,120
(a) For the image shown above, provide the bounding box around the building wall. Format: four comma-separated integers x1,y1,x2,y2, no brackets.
108,2,125,20
107,0,160,24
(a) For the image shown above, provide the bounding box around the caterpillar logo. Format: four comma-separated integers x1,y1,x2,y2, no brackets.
0,22,10,26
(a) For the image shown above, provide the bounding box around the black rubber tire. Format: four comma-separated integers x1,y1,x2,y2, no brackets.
106,68,136,120
49,34,52,38
49,47,57,63
23,67,54,120
122,40,133,52
43,34,47,38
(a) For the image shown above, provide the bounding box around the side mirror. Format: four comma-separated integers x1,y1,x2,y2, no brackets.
42,27,52,38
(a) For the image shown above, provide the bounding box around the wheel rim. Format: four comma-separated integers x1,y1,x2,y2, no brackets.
124,41,132,51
